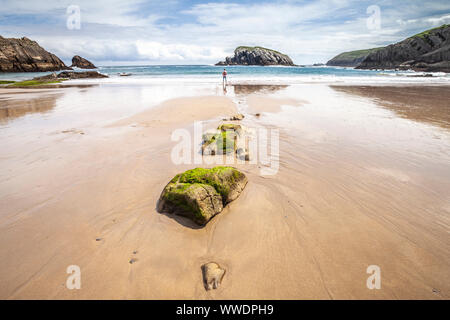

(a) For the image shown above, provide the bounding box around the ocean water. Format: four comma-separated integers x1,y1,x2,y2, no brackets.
1,65,450,84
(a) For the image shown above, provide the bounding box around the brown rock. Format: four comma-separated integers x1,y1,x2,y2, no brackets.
202,262,225,290
70,55,96,69
157,167,248,226
0,36,70,72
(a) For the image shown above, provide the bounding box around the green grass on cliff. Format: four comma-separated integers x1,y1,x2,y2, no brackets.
0,80,15,84
332,47,384,60
411,24,449,39
235,46,286,56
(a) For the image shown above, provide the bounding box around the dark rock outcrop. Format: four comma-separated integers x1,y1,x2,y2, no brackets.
157,167,248,226
326,47,383,67
356,24,450,72
0,36,70,72
57,71,107,79
216,46,295,66
70,55,96,69
33,71,108,81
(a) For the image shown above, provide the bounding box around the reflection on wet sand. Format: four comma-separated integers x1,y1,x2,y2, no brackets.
0,83,449,299
232,84,288,95
0,94,61,122
331,85,450,129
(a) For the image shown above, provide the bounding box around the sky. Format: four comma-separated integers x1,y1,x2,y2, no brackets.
0,0,449,65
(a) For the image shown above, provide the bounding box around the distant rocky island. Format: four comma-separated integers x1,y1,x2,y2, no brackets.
327,24,450,72
70,55,96,69
216,46,295,66
0,36,70,72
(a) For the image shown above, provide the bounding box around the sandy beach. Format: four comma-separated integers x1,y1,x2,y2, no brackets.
0,82,449,299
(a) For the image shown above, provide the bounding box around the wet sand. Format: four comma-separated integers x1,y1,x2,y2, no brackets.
0,83,449,299
331,85,450,129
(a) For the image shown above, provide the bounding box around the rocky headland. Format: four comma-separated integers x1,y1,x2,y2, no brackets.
357,24,450,72
0,36,70,72
327,24,450,72
216,46,295,66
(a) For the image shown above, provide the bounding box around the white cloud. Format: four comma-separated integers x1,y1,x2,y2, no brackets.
136,41,226,61
1,0,450,65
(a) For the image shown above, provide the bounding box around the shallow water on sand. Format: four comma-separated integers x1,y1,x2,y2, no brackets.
0,82,449,299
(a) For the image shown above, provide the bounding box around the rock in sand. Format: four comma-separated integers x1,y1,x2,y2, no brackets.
157,167,248,226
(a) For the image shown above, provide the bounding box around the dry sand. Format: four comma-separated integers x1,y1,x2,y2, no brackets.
0,84,449,299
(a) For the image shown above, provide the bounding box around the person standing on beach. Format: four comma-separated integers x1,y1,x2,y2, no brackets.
222,69,227,86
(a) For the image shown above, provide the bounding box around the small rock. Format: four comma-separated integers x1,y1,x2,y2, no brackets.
95,238,102,241
129,258,138,264
223,114,244,121
70,55,97,69
236,148,251,161
202,262,225,290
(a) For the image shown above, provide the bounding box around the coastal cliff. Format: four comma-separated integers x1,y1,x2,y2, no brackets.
0,36,70,72
357,24,450,72
70,55,97,69
216,46,295,66
326,48,383,67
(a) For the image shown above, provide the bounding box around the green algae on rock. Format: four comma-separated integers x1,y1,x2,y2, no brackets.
157,167,248,225
202,123,244,155
202,131,237,155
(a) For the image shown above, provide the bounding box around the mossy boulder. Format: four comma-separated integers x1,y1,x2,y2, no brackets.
157,167,248,225
202,130,237,155
202,123,244,155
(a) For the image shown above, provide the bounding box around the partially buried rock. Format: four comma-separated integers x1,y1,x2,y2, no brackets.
202,262,225,290
157,167,248,226
202,123,252,161
223,114,244,121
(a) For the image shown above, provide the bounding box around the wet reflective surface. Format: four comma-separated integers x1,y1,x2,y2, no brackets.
332,85,450,129
0,83,449,299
